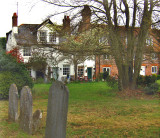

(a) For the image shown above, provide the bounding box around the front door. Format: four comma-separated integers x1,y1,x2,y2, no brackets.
140,66,145,76
36,71,44,79
87,68,92,80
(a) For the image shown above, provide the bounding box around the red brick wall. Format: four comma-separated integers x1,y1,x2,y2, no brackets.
95,56,159,78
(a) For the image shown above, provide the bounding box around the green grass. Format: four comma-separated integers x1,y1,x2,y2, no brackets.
0,82,160,137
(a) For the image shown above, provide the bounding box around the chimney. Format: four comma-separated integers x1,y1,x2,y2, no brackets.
12,13,18,27
63,16,71,34
12,13,18,34
80,5,91,32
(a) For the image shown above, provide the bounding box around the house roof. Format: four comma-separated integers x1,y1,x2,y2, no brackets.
7,19,62,46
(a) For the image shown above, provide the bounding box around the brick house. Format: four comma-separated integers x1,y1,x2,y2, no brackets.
6,6,160,81
95,27,160,78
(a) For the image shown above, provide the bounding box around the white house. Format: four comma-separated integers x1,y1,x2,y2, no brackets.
6,12,95,81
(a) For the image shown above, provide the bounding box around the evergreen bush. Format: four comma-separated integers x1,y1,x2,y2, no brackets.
137,75,145,86
106,76,118,88
157,75,160,80
103,71,109,81
137,75,157,87
144,83,159,95
0,49,33,99
0,71,33,99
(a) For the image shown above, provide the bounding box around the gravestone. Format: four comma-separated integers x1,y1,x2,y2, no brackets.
8,84,19,122
32,109,42,133
45,81,69,138
19,86,33,135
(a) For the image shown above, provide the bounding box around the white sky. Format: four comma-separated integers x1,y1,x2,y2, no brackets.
0,0,65,37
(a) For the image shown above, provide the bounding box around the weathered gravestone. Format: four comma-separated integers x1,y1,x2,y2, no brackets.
45,81,69,138
19,86,33,135
32,109,42,133
8,84,19,122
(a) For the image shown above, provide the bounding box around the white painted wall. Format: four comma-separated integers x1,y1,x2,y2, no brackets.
6,23,95,81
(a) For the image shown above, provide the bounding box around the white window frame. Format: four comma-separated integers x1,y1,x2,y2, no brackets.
49,32,56,43
39,31,47,43
78,66,84,77
103,67,111,75
151,66,157,74
23,47,31,56
63,65,70,76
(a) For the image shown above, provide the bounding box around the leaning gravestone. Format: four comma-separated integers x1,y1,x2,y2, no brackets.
8,84,19,122
19,86,33,135
45,81,69,138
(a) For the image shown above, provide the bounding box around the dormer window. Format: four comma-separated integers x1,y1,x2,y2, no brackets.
49,32,56,43
40,31,47,42
37,28,59,44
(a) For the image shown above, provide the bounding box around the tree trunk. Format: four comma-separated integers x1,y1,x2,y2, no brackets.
74,62,78,81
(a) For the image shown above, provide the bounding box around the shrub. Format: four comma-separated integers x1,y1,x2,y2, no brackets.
0,71,33,99
157,75,160,80
144,75,152,86
103,71,109,81
137,75,145,86
137,75,157,87
144,83,159,95
151,74,157,82
0,49,33,99
106,76,118,88
98,73,103,81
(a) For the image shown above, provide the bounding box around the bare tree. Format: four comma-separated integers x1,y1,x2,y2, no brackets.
27,46,64,82
41,0,160,90
59,28,108,80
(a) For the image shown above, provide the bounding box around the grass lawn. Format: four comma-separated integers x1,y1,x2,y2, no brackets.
0,82,160,137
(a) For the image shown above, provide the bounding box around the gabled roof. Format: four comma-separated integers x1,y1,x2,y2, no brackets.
7,19,62,46
18,19,54,34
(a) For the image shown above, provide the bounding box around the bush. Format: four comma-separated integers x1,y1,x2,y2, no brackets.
0,49,33,99
137,75,157,87
151,74,157,82
106,76,118,88
0,71,33,99
103,71,109,81
99,73,103,81
157,75,160,80
144,83,159,95
144,75,152,86
137,75,145,86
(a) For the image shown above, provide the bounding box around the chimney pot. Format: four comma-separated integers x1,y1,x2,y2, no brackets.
63,15,70,34
13,13,17,17
12,12,18,27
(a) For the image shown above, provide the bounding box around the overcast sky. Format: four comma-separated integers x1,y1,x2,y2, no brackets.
0,0,66,37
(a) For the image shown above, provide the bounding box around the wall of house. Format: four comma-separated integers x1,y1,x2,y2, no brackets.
6,32,17,51
96,55,159,78
141,63,159,76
